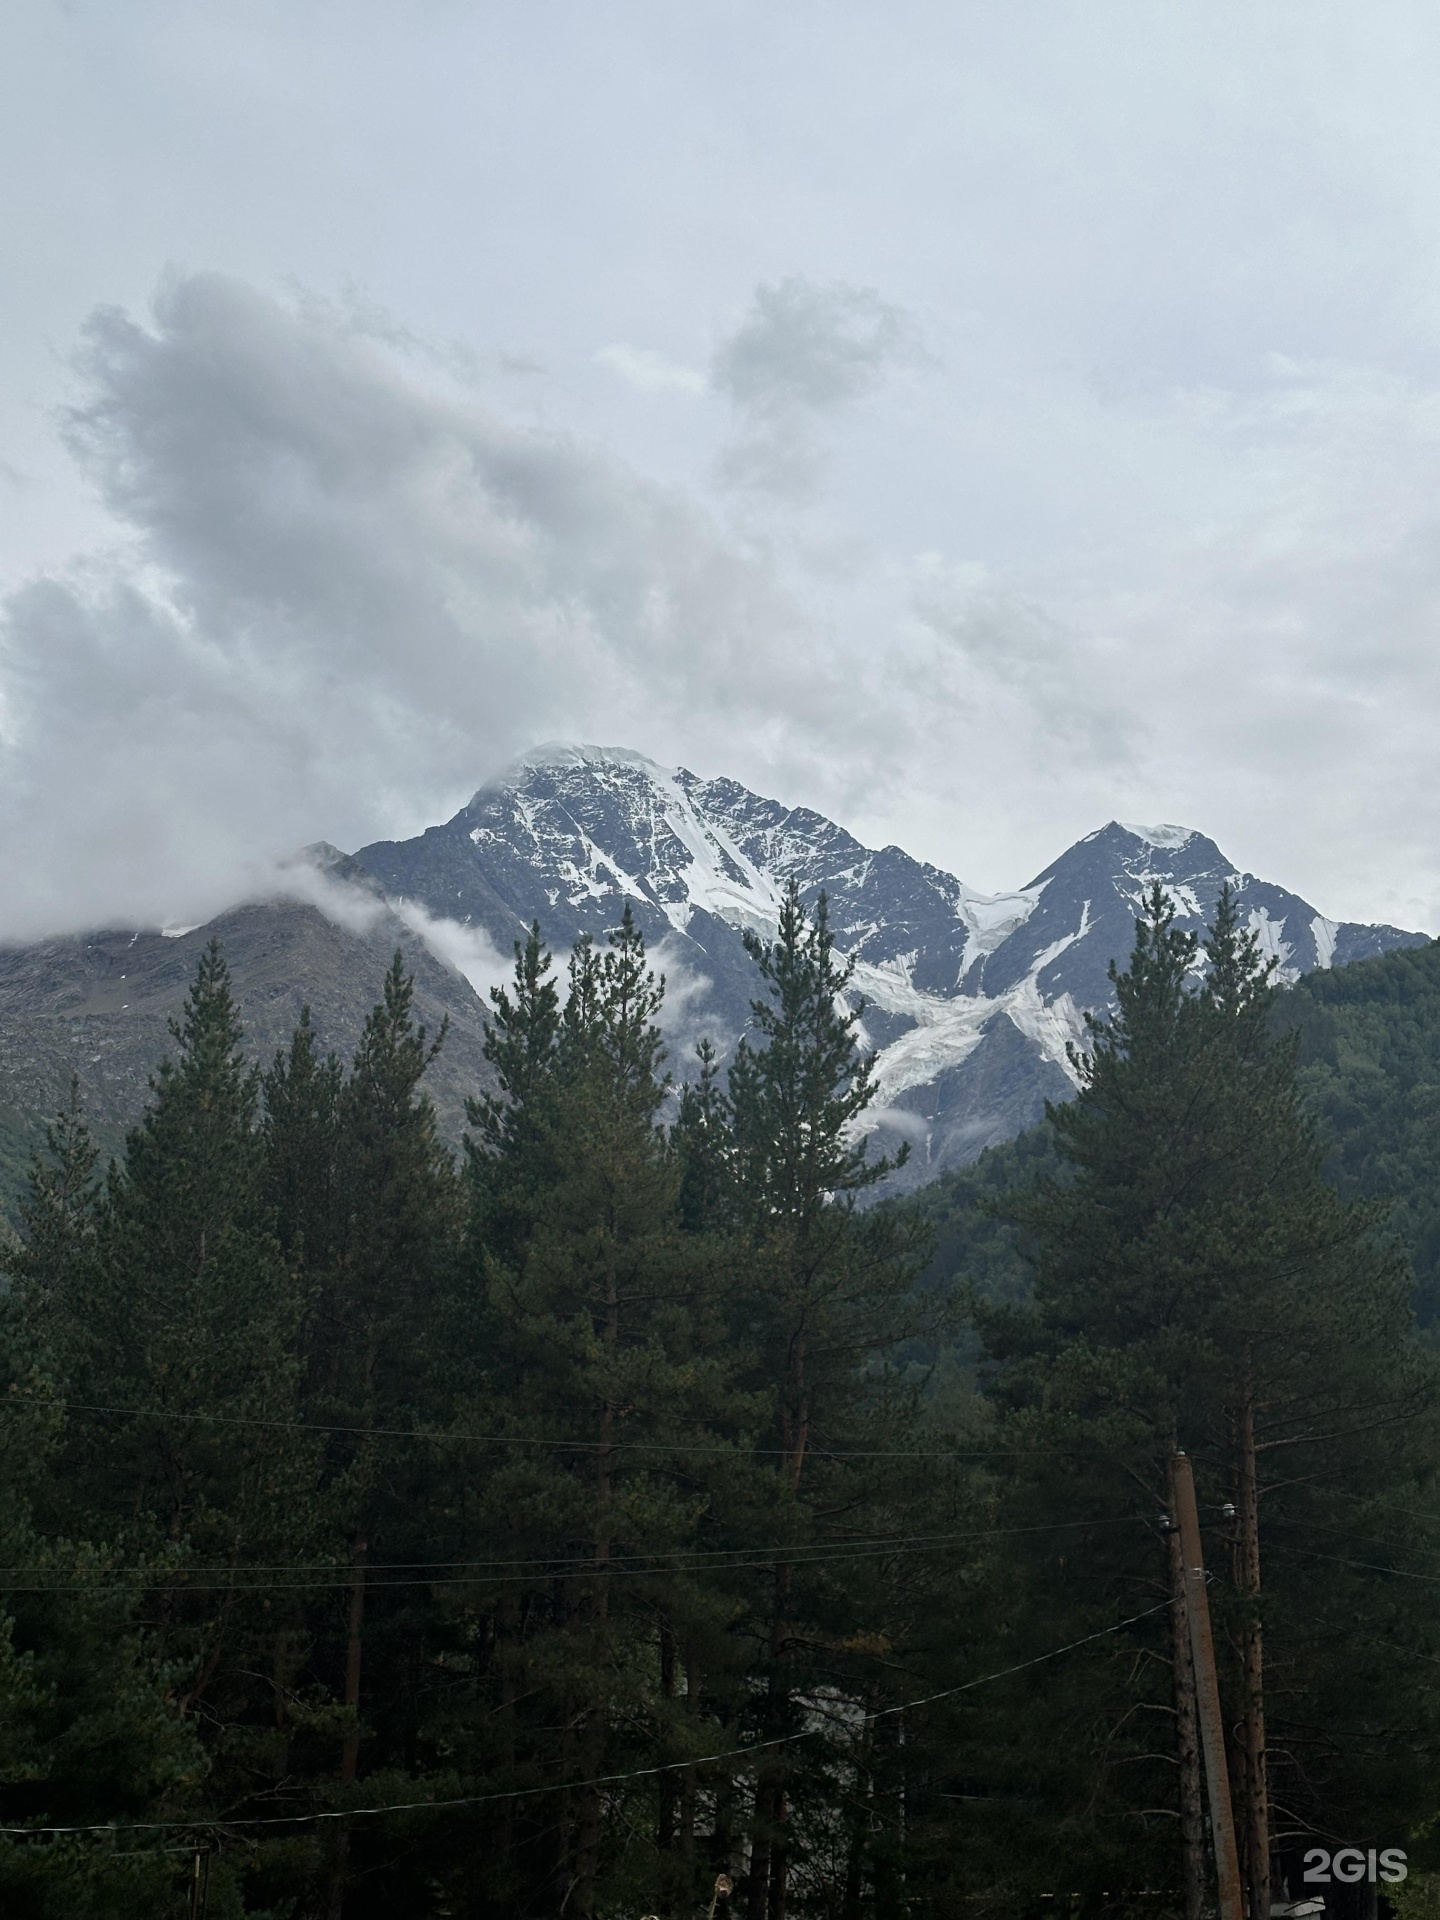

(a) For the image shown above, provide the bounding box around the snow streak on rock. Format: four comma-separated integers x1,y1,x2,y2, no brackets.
347,746,1428,1187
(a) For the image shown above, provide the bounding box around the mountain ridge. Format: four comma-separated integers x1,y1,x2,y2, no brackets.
349,744,1429,1184
0,743,1427,1210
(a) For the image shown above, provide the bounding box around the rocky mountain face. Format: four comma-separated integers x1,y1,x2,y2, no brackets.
0,888,496,1208
0,744,1427,1209
351,745,1430,1188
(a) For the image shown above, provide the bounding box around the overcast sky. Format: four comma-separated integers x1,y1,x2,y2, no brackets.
5,2,1440,939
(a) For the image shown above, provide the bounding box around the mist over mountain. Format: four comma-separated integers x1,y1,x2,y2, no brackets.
0,743,1425,1206
351,745,1428,1185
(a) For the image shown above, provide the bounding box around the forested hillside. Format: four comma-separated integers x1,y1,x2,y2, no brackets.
2,888,1439,1918
2,753,1426,1211
915,932,1440,1328
1287,939,1440,1322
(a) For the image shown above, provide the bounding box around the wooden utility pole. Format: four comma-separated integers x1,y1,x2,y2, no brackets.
1233,1382,1271,1920
1172,1451,1244,1920
188,1849,211,1920
1166,1456,1207,1920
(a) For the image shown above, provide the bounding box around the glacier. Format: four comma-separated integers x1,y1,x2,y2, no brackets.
347,744,1430,1185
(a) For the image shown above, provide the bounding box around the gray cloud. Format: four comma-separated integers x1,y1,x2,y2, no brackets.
10,263,1440,950
0,275,886,941
711,278,924,500
0,280,742,933
16,6,1440,939
911,573,1139,771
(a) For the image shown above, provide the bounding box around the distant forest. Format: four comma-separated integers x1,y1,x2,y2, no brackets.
3,883,1440,1919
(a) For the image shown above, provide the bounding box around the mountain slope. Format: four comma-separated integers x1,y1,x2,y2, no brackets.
0,889,497,1219
910,937,1440,1330
0,743,1427,1214
352,745,1428,1183
1285,939,1440,1323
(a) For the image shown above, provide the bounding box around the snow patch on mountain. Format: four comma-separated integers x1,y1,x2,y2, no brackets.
854,903,1093,1121
1003,980,1088,1085
1120,821,1196,850
345,745,1430,1184
1247,907,1295,978
859,979,994,1111
952,883,1045,958
1129,876,1204,918
1029,902,1093,977
487,746,789,937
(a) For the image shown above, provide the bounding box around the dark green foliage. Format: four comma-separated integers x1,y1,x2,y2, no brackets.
672,1037,729,1235
972,886,1440,1904
4,897,1440,1916
1282,936,1440,1322
912,935,1440,1333
24,945,317,1746
457,908,734,1916
906,1121,1058,1308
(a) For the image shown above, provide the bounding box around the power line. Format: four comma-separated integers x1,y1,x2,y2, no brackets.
0,1515,1149,1592
1270,1542,1440,1585
0,1600,1175,1839
1321,1485,1440,1531
867,1598,1174,1720
6,1398,1077,1461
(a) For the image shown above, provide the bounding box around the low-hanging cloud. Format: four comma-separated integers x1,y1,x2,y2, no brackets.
388,899,515,1005
10,271,1440,952
0,273,859,942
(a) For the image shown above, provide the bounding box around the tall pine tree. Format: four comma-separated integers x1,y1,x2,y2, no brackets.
980,885,1439,1914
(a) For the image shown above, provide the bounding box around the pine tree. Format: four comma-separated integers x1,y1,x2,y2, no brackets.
0,1089,196,1918
458,910,745,1918
12,1079,98,1300
979,885,1439,1913
724,882,936,1920
296,952,463,1919
36,943,315,1713
673,1038,731,1235
262,1005,344,1273
1,966,309,1914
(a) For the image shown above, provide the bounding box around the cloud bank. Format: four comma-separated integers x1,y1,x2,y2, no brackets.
0,275,823,938
7,264,1440,947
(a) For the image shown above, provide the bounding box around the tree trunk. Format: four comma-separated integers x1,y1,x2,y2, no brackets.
1235,1385,1270,1920
496,1589,520,1883
746,1784,774,1920
712,1767,736,1878
757,1560,794,1920
341,1535,367,1783
842,1696,877,1920
767,1790,789,1920
680,1650,700,1855
1167,1459,1207,1920
573,1295,616,1920
871,1707,904,1920
326,1533,367,1920
573,1716,603,1920
841,1798,866,1920
659,1622,678,1850
758,1322,808,1920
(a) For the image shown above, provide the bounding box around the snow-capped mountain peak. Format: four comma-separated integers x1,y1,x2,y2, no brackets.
488,740,675,790
1117,820,1197,850
7,749,1423,1214
350,748,1428,1188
